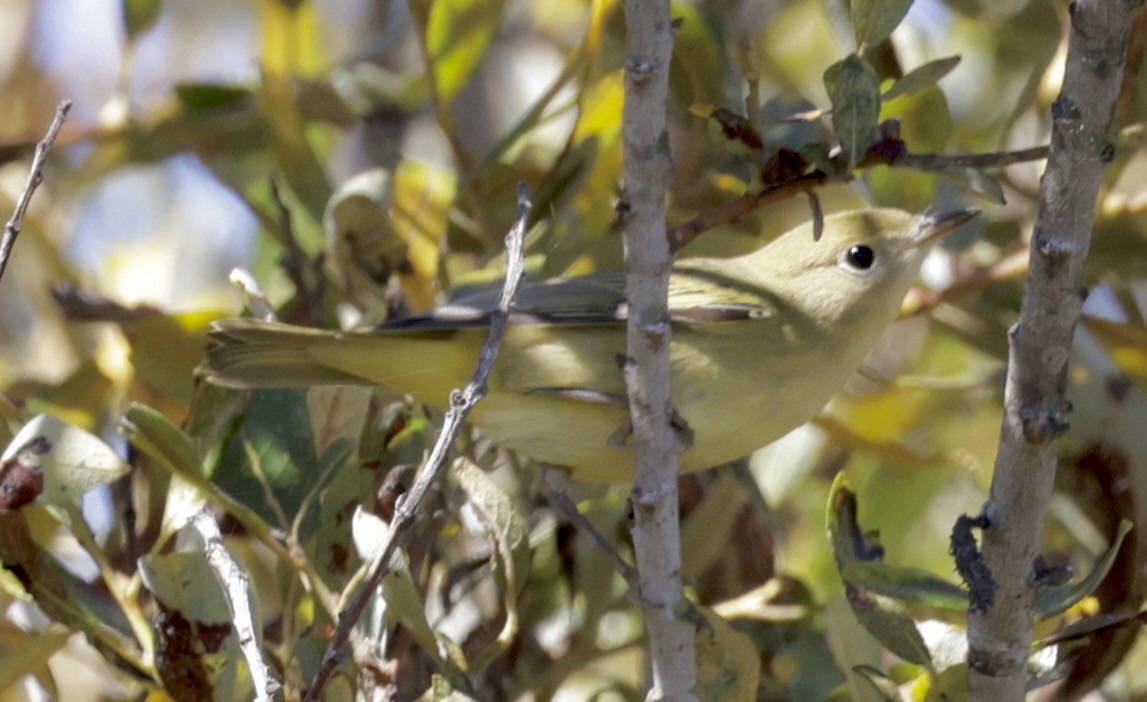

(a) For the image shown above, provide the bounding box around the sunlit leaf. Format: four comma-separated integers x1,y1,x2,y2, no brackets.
824,55,881,170
0,414,129,508
0,625,70,691
851,0,913,50
915,619,968,672
419,0,508,104
391,160,457,311
259,0,325,75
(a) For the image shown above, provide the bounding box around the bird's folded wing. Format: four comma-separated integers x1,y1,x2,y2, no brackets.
380,262,779,332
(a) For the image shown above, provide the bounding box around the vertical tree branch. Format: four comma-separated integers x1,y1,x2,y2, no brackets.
967,2,1144,699
620,1,697,700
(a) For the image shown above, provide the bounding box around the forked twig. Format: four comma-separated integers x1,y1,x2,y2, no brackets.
302,183,532,702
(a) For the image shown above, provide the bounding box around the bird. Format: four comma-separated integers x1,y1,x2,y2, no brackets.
205,207,976,482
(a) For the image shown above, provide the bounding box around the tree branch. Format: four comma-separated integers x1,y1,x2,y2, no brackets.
190,510,280,702
0,101,71,287
620,1,697,700
966,2,1144,699
302,184,531,702
668,137,1048,252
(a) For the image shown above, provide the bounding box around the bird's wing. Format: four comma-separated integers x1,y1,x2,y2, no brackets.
380,261,779,332
378,262,783,399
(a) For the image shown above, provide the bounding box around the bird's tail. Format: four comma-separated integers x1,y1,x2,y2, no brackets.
205,318,371,388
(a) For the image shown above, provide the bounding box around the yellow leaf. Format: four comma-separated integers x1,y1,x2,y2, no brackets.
422,0,508,104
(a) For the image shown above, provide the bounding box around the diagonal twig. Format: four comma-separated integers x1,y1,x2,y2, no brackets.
302,183,532,702
0,101,72,287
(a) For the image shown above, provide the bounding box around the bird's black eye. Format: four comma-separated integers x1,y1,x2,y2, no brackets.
845,245,876,270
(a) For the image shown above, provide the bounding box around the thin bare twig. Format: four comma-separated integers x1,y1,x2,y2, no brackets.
900,246,1031,318
190,510,281,702
541,471,639,585
302,184,532,702
269,181,324,324
668,140,1050,252
0,101,71,287
896,145,1049,171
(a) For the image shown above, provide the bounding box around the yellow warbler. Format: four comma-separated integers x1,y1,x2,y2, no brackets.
206,208,975,481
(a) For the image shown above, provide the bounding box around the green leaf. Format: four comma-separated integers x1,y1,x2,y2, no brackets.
174,83,251,112
882,56,961,102
841,561,968,611
122,0,162,39
210,389,331,529
418,0,508,105
1034,520,1132,618
851,0,914,50
824,55,881,170
123,403,202,480
851,597,934,667
826,473,934,667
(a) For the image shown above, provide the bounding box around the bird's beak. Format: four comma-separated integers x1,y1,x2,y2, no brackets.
911,207,980,247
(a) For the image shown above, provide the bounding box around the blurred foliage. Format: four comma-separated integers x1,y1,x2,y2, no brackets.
0,0,1146,700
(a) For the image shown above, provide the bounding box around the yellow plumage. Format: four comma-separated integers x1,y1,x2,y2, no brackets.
206,208,975,481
